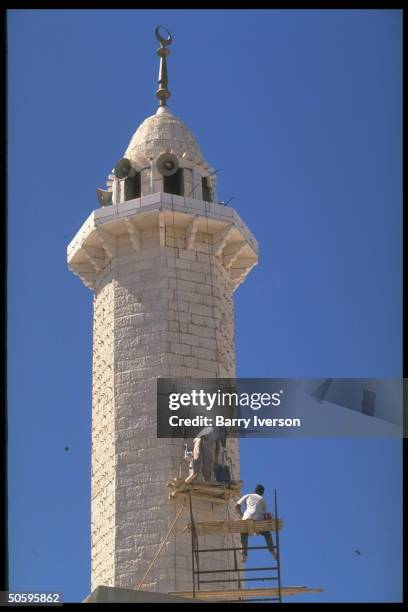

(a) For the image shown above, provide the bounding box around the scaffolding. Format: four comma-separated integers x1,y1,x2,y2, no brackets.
186,488,282,602
137,480,324,602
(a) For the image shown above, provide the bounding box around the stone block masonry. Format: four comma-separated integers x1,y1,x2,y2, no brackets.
68,194,258,594
93,231,239,592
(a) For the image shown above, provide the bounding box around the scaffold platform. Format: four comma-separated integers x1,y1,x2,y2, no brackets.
183,517,283,536
167,477,242,503
168,586,324,601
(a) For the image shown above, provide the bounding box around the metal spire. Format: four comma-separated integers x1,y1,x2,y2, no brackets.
155,26,173,107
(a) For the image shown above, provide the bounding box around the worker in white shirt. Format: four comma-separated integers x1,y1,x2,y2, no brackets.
235,484,277,563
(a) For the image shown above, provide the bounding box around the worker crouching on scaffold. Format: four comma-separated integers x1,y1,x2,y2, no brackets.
236,484,278,563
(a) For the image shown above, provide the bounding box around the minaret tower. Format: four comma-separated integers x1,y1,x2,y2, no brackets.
67,27,258,595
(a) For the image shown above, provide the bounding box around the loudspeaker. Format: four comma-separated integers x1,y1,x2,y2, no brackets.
113,157,136,180
96,188,112,207
157,152,179,176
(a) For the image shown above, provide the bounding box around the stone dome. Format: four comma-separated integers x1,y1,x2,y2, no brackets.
124,106,205,166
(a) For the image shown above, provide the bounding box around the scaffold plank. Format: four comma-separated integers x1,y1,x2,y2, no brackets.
167,478,243,503
183,518,283,536
168,586,324,600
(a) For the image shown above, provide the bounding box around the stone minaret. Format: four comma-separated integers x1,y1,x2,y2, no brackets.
67,27,258,596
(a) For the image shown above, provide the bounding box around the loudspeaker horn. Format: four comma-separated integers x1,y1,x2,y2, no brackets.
96,188,113,207
157,152,179,177
113,157,136,180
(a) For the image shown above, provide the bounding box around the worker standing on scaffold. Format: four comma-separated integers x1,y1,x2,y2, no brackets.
184,425,227,484
235,484,278,563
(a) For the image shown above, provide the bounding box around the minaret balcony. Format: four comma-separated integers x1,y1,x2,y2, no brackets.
67,193,258,292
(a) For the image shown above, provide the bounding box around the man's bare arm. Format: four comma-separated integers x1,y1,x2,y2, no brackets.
235,503,243,518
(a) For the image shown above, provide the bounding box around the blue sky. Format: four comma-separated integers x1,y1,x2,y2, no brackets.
7,9,402,603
